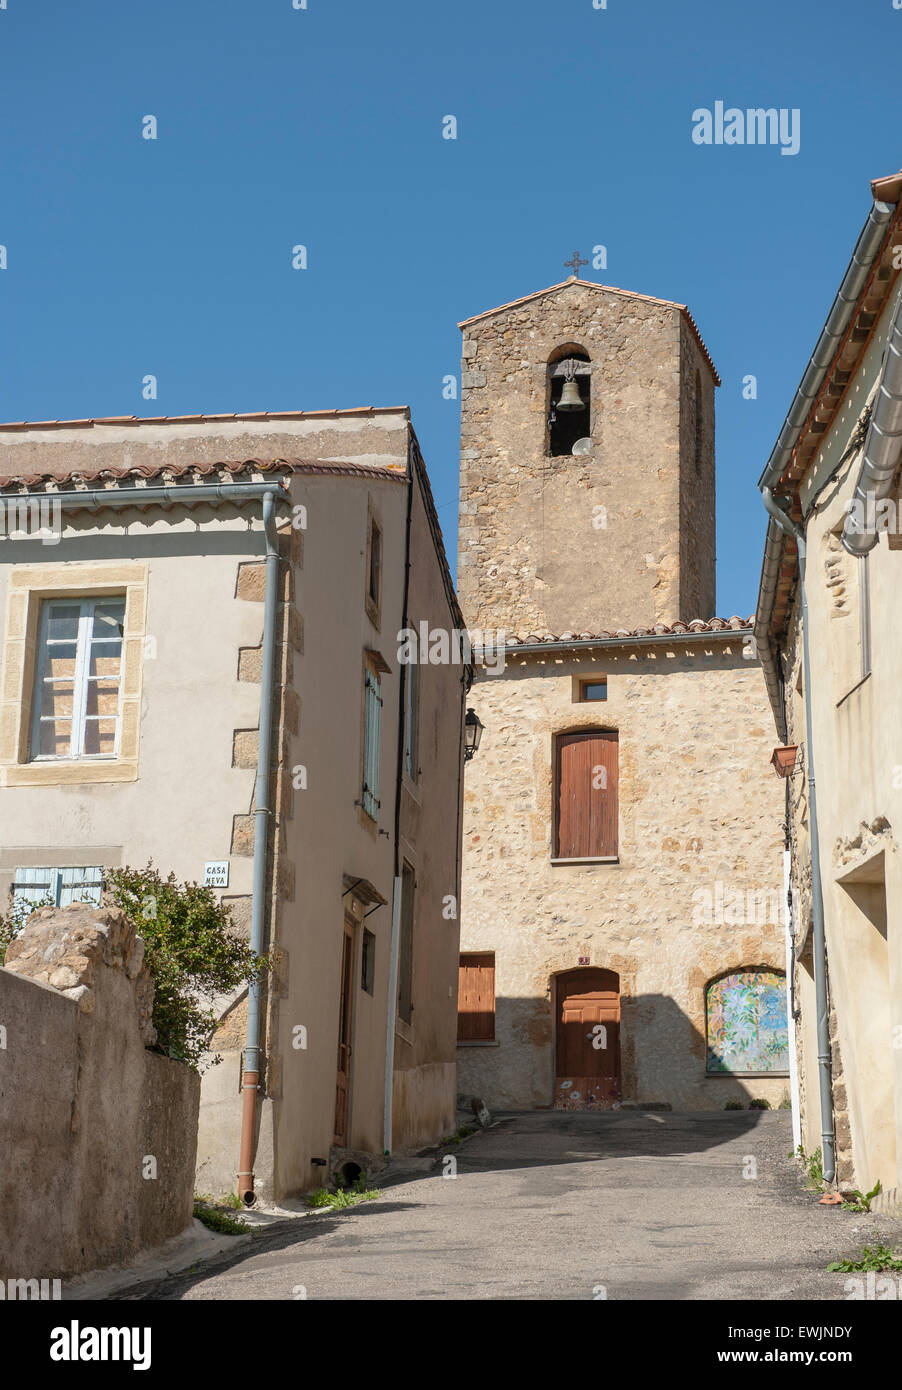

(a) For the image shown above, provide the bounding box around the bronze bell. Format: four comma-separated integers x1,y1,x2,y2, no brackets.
557,377,585,411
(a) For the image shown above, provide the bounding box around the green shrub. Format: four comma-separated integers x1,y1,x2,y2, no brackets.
724,1100,744,1110
0,890,53,965
0,864,267,1071
106,865,268,1070
749,1098,771,1110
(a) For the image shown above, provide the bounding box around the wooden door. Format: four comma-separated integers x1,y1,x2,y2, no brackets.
457,953,495,1041
333,924,355,1146
555,731,618,859
554,968,621,1110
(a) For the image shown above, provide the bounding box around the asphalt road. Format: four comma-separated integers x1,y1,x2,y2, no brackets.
137,1111,902,1301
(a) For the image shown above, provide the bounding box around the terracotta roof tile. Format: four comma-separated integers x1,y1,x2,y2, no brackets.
497,618,753,647
0,457,408,490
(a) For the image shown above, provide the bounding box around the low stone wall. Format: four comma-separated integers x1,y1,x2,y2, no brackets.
0,904,200,1280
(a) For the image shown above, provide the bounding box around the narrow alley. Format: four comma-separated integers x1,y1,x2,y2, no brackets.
131,1112,900,1302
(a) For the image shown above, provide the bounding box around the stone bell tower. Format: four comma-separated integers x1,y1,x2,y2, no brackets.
456,277,718,636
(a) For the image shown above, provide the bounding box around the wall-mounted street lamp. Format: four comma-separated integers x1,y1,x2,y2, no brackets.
464,707,484,761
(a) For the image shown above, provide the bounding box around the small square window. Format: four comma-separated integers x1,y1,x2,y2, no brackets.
578,678,607,702
361,928,375,995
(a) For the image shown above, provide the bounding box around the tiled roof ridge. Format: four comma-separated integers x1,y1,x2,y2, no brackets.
457,278,720,385
495,617,753,645
0,407,409,432
0,457,409,490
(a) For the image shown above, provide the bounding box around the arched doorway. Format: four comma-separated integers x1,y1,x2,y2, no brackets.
554,968,621,1110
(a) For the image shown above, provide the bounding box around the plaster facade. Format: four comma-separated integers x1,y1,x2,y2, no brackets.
768,283,902,1206
0,410,465,1203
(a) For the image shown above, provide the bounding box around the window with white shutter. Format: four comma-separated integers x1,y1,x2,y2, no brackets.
30,597,126,760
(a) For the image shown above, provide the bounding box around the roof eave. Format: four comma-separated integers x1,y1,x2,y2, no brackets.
458,278,720,385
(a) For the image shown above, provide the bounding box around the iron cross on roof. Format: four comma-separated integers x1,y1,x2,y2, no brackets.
564,251,589,276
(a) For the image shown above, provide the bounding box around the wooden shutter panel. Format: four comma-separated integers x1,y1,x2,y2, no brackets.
457,953,495,1041
362,669,382,818
555,731,618,859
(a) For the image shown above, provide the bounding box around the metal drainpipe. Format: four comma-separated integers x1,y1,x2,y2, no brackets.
238,489,282,1204
9,480,291,1203
383,450,415,1157
761,486,836,1184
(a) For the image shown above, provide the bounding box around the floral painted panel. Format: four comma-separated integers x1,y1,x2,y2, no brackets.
706,970,789,1074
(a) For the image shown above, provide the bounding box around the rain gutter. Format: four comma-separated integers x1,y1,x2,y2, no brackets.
757,199,896,493
841,288,902,555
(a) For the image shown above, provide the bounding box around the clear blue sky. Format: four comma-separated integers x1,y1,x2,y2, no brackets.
1,0,899,616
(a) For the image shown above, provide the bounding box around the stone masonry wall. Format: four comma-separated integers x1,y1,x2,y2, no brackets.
0,903,199,1279
678,315,717,623
457,282,717,637
457,640,785,1110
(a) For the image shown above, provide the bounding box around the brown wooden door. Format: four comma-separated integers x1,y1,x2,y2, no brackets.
555,731,618,859
457,952,495,1041
333,925,355,1146
554,967,621,1110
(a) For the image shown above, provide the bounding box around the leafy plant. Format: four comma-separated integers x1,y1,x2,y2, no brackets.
828,1244,902,1273
331,1187,380,1209
795,1143,825,1191
305,1177,381,1211
193,1200,250,1235
105,864,268,1070
840,1180,881,1213
196,1189,243,1211
749,1098,771,1110
439,1124,477,1146
0,890,54,966
1,865,266,1072
724,1100,744,1110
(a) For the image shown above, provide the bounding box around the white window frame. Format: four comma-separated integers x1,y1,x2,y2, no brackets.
30,597,126,761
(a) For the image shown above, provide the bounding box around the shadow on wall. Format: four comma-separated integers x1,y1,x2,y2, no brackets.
457,990,791,1115
0,903,200,1281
